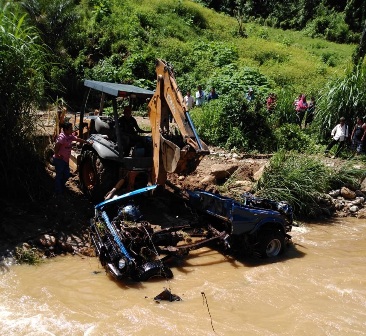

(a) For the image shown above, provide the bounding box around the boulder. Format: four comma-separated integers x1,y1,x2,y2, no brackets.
38,234,56,248
200,175,216,185
253,163,269,181
340,187,356,200
210,164,238,179
361,177,366,192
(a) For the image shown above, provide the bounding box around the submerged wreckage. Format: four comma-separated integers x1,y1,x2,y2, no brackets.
90,185,293,282
54,58,293,282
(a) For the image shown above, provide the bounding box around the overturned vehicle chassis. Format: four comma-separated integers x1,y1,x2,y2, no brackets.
90,186,293,282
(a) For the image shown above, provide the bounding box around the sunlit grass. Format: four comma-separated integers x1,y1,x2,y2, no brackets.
254,151,365,219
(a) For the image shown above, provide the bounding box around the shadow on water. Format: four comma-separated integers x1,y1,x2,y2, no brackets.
166,239,307,277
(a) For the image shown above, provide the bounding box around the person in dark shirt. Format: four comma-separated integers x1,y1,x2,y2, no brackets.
207,87,218,101
350,116,364,154
118,106,150,156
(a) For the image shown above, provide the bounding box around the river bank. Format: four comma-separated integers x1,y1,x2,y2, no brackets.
1,146,366,264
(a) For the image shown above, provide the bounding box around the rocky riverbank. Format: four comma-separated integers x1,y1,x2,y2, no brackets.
1,147,365,266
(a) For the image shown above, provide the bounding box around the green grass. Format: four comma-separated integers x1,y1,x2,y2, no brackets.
102,0,355,96
254,151,365,219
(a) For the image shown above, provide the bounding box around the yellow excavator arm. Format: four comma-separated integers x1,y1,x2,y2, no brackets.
148,59,210,185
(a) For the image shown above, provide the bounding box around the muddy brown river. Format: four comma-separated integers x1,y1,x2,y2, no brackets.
1,217,365,335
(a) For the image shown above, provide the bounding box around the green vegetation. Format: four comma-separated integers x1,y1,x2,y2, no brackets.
0,1,48,200
1,0,366,219
15,246,43,265
255,151,365,219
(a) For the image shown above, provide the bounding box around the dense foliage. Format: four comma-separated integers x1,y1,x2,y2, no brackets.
0,2,48,200
1,0,366,207
198,0,365,43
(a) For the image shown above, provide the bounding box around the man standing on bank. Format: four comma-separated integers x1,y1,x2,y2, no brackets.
324,117,349,158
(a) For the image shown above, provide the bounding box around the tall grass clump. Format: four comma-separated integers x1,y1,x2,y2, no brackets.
315,65,366,140
255,151,365,219
0,3,47,200
328,163,366,191
254,151,332,218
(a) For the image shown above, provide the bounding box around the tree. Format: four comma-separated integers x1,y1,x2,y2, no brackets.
353,19,366,67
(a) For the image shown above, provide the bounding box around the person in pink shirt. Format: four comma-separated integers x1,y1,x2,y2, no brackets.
53,122,89,195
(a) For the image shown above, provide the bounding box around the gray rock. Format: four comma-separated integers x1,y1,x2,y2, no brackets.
38,234,56,247
351,197,364,206
210,163,238,179
329,189,341,198
349,205,359,213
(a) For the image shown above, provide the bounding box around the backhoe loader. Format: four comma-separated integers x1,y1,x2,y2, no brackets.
68,59,209,202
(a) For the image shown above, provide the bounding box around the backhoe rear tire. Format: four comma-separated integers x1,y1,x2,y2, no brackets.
44,144,55,166
79,149,118,203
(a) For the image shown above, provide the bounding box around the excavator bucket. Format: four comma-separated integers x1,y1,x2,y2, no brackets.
161,136,180,173
161,136,204,175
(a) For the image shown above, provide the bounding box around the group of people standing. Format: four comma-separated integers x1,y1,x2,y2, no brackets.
325,116,366,158
183,86,219,111
293,94,316,127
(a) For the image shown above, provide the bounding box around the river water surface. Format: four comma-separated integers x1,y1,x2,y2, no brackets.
1,217,365,336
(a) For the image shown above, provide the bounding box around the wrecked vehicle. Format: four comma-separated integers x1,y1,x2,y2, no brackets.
90,186,293,282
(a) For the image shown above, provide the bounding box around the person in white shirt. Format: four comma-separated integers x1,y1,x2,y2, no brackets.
195,85,205,106
184,90,195,111
324,117,349,158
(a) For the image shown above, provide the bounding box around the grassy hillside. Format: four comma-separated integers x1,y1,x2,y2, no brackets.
73,0,355,95
81,0,356,97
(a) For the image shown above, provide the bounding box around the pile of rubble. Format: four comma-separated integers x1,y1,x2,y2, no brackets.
329,186,366,218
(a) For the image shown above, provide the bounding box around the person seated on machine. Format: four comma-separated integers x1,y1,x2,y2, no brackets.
118,106,151,156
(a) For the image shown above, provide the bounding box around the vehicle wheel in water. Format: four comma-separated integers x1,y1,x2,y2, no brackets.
257,231,285,258
135,261,173,281
79,149,117,203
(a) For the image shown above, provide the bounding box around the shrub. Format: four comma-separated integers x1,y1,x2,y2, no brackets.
255,151,332,218
255,151,366,219
191,92,275,152
273,123,320,153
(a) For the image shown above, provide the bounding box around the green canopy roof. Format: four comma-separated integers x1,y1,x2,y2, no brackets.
84,80,154,98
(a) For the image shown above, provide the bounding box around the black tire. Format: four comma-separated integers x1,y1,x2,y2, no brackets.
134,261,173,281
44,144,55,166
78,149,118,203
257,231,285,258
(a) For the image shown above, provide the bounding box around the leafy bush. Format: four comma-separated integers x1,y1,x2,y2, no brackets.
191,92,275,152
303,6,352,43
273,123,320,153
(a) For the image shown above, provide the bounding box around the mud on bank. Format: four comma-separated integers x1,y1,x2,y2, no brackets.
1,147,366,264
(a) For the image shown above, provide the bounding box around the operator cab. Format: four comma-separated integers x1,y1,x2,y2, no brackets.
76,80,155,202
